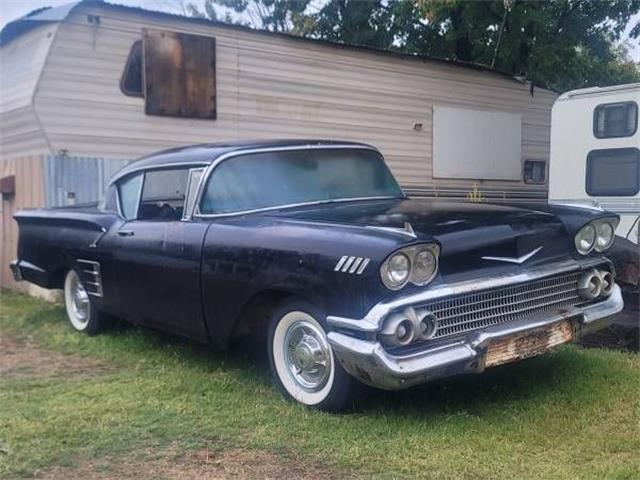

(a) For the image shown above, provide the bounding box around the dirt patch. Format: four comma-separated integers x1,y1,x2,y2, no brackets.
39,445,356,480
0,332,111,380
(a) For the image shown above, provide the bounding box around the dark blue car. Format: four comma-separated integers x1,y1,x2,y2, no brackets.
11,140,623,410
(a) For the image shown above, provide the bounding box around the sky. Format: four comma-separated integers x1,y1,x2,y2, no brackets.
1,0,639,62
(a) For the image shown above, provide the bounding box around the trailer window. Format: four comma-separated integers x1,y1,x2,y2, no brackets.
523,160,546,184
593,102,637,138
119,30,217,119
586,148,640,196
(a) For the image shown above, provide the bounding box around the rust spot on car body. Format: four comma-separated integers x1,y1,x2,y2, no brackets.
485,320,574,368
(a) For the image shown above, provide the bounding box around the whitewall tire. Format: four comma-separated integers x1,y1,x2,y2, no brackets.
267,299,359,411
63,269,109,335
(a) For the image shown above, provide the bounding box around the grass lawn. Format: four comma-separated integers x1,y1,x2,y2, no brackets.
1,291,639,479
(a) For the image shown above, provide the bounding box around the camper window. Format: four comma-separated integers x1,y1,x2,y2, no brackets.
593,102,637,139
523,160,546,184
586,148,640,196
121,40,143,97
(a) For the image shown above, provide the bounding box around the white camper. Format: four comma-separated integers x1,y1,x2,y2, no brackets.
549,83,640,245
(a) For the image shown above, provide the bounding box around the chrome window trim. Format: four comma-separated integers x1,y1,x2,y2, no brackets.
182,167,206,221
109,161,210,187
190,144,402,220
113,163,209,221
327,257,610,333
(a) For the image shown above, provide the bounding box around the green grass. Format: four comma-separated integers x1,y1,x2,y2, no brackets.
1,291,639,479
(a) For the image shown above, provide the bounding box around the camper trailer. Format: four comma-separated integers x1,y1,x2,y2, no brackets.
0,0,558,290
549,83,640,243
549,83,640,291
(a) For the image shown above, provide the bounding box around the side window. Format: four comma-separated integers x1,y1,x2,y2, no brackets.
121,40,143,97
120,30,216,119
138,168,189,221
117,173,143,220
182,168,205,220
593,102,637,139
100,185,119,212
586,148,640,196
523,160,547,184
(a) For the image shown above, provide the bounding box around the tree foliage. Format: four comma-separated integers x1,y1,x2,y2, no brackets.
186,0,640,91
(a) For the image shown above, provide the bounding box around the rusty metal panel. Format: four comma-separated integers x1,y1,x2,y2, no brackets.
143,29,216,119
485,320,574,368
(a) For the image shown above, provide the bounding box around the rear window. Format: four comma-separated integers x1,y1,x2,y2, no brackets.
593,102,637,139
586,148,640,196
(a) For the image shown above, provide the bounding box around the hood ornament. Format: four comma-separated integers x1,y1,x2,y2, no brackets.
482,246,543,265
366,222,417,239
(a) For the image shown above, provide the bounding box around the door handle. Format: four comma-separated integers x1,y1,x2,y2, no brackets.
117,230,135,237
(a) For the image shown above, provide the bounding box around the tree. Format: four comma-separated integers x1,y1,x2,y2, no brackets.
185,0,312,33
185,0,640,91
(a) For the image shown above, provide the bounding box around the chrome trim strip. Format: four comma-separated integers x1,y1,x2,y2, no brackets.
109,161,210,187
482,246,543,264
327,257,609,333
341,256,356,272
189,144,401,220
356,258,370,275
334,256,348,272
77,259,103,297
349,257,363,273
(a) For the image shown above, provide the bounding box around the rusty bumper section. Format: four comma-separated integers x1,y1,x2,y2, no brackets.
327,285,623,390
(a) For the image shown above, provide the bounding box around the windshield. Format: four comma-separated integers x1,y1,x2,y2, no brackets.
199,148,403,215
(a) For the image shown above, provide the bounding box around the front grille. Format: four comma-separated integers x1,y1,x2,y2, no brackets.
426,271,584,339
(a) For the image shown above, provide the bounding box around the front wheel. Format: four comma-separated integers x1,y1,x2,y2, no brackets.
267,299,359,411
63,269,110,335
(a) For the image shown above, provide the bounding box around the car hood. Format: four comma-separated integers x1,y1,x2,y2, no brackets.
268,198,578,277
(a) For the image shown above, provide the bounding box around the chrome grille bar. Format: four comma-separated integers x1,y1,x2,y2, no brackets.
421,271,584,339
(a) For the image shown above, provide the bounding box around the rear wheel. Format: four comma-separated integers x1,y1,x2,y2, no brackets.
267,299,359,411
63,270,109,335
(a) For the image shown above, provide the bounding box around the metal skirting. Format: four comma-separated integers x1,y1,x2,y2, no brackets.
43,155,130,207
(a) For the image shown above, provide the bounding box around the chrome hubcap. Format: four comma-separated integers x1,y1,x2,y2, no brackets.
284,320,332,391
71,274,90,324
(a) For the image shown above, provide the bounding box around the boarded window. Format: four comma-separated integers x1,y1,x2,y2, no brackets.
143,29,216,119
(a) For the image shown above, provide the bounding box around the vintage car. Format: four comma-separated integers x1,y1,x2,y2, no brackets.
11,140,624,410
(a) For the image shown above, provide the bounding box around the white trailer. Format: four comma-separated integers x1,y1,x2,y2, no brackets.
549,83,640,293
549,83,640,244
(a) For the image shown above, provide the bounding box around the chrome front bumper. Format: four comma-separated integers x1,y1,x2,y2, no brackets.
326,260,624,390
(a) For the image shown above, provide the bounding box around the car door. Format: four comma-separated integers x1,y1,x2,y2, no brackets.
111,166,210,341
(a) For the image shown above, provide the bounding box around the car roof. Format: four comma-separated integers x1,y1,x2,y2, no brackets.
109,139,377,184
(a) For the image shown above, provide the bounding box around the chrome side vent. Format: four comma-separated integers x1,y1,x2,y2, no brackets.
77,259,103,297
334,256,370,275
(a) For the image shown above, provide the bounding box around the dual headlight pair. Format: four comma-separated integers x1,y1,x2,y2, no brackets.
574,218,618,255
380,244,439,290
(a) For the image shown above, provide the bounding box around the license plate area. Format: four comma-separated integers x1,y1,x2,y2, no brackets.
485,320,574,368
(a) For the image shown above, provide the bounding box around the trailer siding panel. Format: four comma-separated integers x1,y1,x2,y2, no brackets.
30,5,554,196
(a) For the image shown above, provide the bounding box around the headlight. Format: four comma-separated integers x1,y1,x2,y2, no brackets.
574,223,596,255
411,248,438,285
380,244,440,290
594,220,615,252
381,252,410,289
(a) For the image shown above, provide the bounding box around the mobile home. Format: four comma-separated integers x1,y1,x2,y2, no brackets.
0,0,557,290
